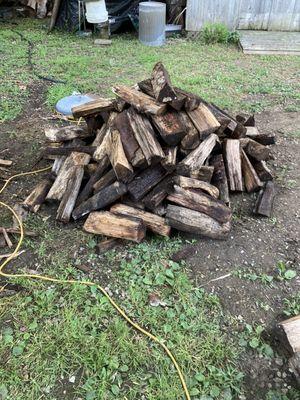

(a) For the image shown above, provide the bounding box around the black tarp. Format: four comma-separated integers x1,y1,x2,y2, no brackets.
55,0,140,32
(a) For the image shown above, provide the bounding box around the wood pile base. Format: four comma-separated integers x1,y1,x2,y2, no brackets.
23,62,276,244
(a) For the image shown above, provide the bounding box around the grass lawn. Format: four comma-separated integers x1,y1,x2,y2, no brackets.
0,19,300,400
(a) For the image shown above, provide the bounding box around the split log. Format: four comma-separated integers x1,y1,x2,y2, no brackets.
166,205,231,239
113,111,146,168
241,150,263,192
93,169,116,193
236,113,255,127
127,164,170,202
278,315,300,356
52,157,66,175
92,112,117,146
44,146,96,158
84,211,145,242
180,134,219,171
72,181,127,220
85,163,98,177
23,174,55,212
110,204,171,237
142,175,174,209
210,154,230,204
175,165,214,182
113,85,167,115
96,238,123,254
240,138,272,161
251,160,274,181
109,128,134,182
174,175,219,198
162,147,177,172
46,152,91,201
126,108,164,165
137,79,155,97
187,104,220,139
253,181,275,217
45,126,91,142
151,111,187,146
0,159,12,167
2,228,12,248
224,139,243,192
230,122,247,139
246,127,276,145
151,62,177,103
169,91,186,111
174,87,201,111
179,112,200,150
72,98,115,118
168,186,231,224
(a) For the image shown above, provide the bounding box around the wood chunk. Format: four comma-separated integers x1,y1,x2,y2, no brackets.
72,98,115,118
241,149,263,192
85,115,104,135
110,204,171,237
137,78,155,98
289,353,300,386
253,181,275,217
128,164,170,202
109,128,133,182
168,186,231,224
246,127,276,145
169,91,186,111
174,175,219,198
44,146,96,158
52,157,66,175
92,112,117,146
210,154,230,204
251,160,274,182
85,163,98,177
179,112,200,150
96,238,123,254
84,211,145,242
56,166,84,223
114,111,146,168
187,104,221,139
236,113,255,127
45,126,91,142
180,134,219,171
0,228,37,237
93,169,116,193
72,181,127,220
166,205,231,239
113,85,167,115
2,228,12,248
142,175,174,210
174,87,201,111
0,159,12,167
162,147,177,172
126,108,164,165
278,315,300,355
230,122,247,139
151,62,177,103
23,174,55,213
240,138,272,161
47,152,91,201
175,165,214,182
151,111,187,146
225,139,243,192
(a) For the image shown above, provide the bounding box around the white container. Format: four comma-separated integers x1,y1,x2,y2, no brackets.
139,2,166,46
85,0,108,24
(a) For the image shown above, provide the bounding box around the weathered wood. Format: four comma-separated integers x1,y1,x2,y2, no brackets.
128,164,170,202
109,128,133,182
113,111,146,168
142,175,174,210
169,91,186,111
174,87,201,111
126,108,164,165
113,85,167,115
151,111,187,146
278,315,300,356
110,204,171,237
162,147,177,172
174,175,219,198
236,113,255,127
92,112,117,146
230,122,247,139
224,139,243,192
241,149,263,192
96,238,123,254
253,181,275,217
23,174,55,212
180,133,219,171
72,181,127,220
52,156,66,175
137,79,155,97
166,205,231,239
45,126,91,142
151,62,177,103
179,112,200,150
93,169,116,193
246,127,276,145
56,166,84,223
72,98,115,118
44,146,96,158
176,164,214,182
0,159,12,167
85,115,104,136
168,185,231,224
240,138,272,161
84,211,146,242
47,152,91,201
0,228,37,237
210,154,230,204
289,353,300,386
2,228,12,248
187,104,221,139
251,159,274,181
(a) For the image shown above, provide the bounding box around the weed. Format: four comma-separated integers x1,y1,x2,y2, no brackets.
234,269,274,286
283,293,300,317
276,261,297,281
238,324,274,358
201,23,239,45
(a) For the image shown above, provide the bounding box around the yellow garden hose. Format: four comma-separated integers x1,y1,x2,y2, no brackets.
0,167,191,400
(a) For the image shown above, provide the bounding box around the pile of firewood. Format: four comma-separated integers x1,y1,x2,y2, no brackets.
23,62,276,243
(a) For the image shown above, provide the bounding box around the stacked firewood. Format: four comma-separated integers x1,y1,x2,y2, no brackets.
24,62,276,243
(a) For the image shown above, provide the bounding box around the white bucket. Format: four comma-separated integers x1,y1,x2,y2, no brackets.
85,0,108,24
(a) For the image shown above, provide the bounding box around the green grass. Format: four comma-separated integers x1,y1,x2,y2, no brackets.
0,19,300,122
